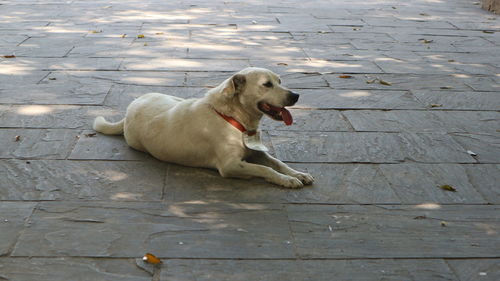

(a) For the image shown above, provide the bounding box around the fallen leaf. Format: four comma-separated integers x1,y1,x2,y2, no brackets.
379,79,392,86
121,34,127,38
482,30,495,34
439,184,457,192
2,55,16,58
366,79,376,84
91,30,102,34
143,43,148,46
137,34,145,38
143,253,162,264
84,133,97,137
448,59,455,62
318,30,327,34
440,221,447,227
430,104,442,108
420,39,434,44
339,75,352,79
277,62,288,66
155,32,164,35
392,6,397,9
413,215,427,220
419,13,430,16
14,135,21,142
48,77,57,80
352,27,360,31
440,86,452,89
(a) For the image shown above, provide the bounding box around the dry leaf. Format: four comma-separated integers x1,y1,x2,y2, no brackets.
440,221,447,227
339,75,352,79
379,79,392,86
366,79,376,84
419,13,430,16
91,30,102,34
121,34,127,38
467,150,477,156
2,55,16,58
155,32,164,35
413,215,427,220
482,30,495,34
143,43,148,46
440,86,452,89
49,77,57,80
277,62,288,66
420,39,433,44
448,59,455,62
430,104,442,108
14,135,21,142
84,133,97,137
439,184,457,192
137,34,145,38
143,253,162,264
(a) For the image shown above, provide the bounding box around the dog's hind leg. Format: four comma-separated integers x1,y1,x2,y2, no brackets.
245,151,314,185
217,159,304,188
93,116,125,135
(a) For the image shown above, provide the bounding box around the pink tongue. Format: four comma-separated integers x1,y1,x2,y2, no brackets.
280,107,293,126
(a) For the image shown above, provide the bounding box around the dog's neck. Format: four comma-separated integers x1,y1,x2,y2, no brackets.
205,93,262,133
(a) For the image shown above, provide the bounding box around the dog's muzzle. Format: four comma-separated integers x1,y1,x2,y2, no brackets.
287,91,300,106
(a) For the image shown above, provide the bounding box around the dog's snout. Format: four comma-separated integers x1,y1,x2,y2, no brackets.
288,91,300,105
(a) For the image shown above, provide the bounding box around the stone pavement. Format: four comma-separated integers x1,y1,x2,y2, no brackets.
0,0,499,280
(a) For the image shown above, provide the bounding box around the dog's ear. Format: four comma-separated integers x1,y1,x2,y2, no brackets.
222,74,246,97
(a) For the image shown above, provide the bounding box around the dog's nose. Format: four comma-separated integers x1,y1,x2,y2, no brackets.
288,91,300,105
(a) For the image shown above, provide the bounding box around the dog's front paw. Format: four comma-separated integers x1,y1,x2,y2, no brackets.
276,175,304,189
293,172,315,185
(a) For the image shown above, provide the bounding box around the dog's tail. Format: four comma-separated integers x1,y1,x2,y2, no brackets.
93,116,125,135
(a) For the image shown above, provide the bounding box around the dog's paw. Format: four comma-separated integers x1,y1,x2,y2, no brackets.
293,172,315,185
276,175,304,189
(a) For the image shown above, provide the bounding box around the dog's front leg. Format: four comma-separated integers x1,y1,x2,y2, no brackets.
218,159,304,188
246,151,314,185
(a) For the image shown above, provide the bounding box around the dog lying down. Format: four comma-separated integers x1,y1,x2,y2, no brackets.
93,67,314,188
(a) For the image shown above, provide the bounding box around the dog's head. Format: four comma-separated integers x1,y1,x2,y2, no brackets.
220,67,299,126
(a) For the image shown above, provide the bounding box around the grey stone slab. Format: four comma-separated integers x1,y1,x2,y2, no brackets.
0,129,77,159
0,79,112,105
325,73,471,91
250,59,384,74
463,164,500,204
375,59,497,75
187,42,308,60
450,133,500,163
12,202,294,259
0,105,121,129
0,202,36,255
447,259,500,281
431,111,500,134
120,58,250,71
104,85,206,110
269,131,475,163
0,70,49,85
261,109,352,132
296,89,424,109
166,163,400,204
0,258,151,281
462,75,500,92
69,130,151,161
0,57,123,71
379,164,486,204
412,91,500,110
13,37,76,57
162,259,455,281
361,17,457,29
343,110,447,132
288,204,500,258
269,131,405,163
0,159,165,201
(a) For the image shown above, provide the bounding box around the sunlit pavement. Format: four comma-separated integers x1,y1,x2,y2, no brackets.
1,0,499,280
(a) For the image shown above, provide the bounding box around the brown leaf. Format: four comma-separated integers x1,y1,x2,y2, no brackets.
84,133,97,137
91,30,102,34
2,55,16,58
143,253,162,264
420,39,433,44
440,221,447,227
440,86,452,89
439,184,457,192
14,135,21,142
430,104,442,108
155,32,164,35
121,34,127,38
366,79,376,84
338,75,352,79
379,79,392,86
137,34,145,38
482,30,495,34
48,77,57,80
277,63,288,66
413,215,427,220
419,13,430,16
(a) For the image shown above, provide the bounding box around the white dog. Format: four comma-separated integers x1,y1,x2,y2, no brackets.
93,67,314,188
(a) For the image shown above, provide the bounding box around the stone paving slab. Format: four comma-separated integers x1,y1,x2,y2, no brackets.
288,204,500,258
12,202,294,259
0,202,36,255
0,258,151,281
0,159,165,201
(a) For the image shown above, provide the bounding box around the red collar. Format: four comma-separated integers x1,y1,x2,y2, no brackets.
214,109,256,136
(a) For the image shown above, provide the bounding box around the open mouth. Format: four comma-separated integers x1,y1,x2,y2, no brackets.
258,102,293,126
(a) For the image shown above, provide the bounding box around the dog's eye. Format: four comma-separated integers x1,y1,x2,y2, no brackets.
278,79,282,84
263,81,273,88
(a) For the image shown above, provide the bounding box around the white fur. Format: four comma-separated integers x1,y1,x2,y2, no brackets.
93,67,314,188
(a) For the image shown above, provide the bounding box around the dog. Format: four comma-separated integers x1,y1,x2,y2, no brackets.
93,67,314,188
